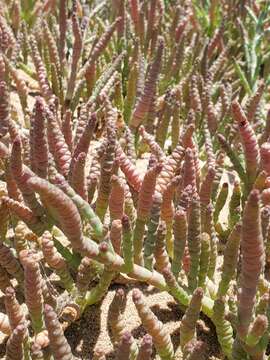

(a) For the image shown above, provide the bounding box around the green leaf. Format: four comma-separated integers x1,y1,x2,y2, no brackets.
52,227,81,270
233,59,252,95
245,6,258,25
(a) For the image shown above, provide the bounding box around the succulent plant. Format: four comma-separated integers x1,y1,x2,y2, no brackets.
1,0,270,359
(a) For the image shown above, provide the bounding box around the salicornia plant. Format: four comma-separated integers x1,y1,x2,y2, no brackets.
0,0,270,359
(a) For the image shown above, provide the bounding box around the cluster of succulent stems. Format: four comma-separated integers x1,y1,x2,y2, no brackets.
1,0,270,359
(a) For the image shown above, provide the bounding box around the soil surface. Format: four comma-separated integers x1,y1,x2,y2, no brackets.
64,282,221,359
0,281,222,360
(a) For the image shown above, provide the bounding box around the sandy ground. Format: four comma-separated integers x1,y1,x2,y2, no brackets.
0,281,221,360
64,282,221,359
